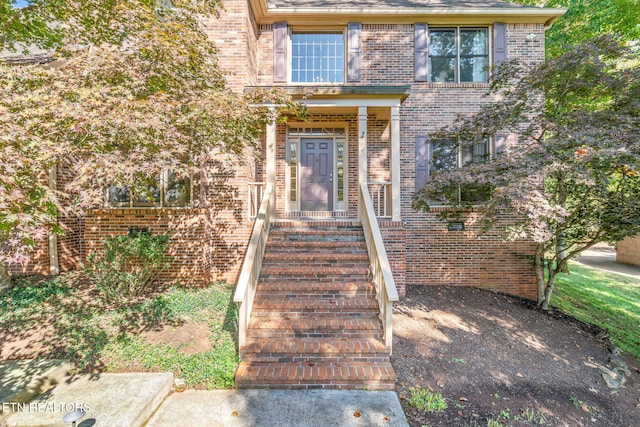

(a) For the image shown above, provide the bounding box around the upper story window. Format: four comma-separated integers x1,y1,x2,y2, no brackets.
428,27,489,83
106,170,192,208
290,31,344,84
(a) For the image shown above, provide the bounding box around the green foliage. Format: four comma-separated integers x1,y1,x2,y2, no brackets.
0,1,305,264
520,407,547,424
514,0,640,59
407,387,448,413
553,262,640,359
414,37,640,309
0,275,239,386
85,232,171,302
103,283,239,388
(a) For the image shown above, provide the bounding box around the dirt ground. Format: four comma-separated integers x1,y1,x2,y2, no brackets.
392,285,640,427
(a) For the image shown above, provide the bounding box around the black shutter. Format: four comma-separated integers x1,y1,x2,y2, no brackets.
493,22,507,66
415,135,430,190
273,22,288,83
414,23,429,82
347,22,362,82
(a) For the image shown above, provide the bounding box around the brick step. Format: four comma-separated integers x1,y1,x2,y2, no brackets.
265,240,367,253
252,297,378,312
235,361,396,390
262,262,369,270
260,265,370,278
268,230,365,242
255,287,375,300
272,220,361,230
240,338,390,362
256,281,374,292
263,252,369,263
247,316,382,338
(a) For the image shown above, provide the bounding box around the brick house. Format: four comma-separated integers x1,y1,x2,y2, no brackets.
10,0,565,388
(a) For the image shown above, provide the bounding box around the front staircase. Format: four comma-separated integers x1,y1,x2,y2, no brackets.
234,221,396,390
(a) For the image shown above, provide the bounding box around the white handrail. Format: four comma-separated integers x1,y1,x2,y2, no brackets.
368,181,392,218
248,182,265,221
359,182,399,352
234,182,274,350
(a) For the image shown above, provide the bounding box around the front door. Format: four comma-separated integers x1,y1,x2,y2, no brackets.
300,139,333,211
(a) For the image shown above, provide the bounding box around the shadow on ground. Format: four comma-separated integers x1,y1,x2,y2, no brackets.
392,285,640,427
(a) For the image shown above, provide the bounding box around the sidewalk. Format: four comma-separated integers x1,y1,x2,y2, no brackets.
1,361,408,427
575,244,640,280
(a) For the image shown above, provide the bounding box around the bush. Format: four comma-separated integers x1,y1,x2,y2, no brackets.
407,387,448,413
86,232,171,302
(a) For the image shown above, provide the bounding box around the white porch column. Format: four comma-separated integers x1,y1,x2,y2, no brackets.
358,106,368,217
266,108,277,188
390,106,401,221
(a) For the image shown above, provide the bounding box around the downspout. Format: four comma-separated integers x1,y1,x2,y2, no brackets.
48,165,59,276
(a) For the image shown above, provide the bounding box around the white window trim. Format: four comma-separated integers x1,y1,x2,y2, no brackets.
427,136,493,206
428,26,491,84
105,170,194,209
288,28,347,86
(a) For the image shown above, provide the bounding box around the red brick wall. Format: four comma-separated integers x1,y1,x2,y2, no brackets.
617,236,640,267
83,209,212,286
201,0,253,91
82,163,254,286
379,221,407,298
11,16,546,300
257,22,544,299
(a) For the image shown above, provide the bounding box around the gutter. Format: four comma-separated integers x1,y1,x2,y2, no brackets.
252,1,566,27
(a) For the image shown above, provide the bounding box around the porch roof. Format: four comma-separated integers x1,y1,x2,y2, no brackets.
245,85,412,103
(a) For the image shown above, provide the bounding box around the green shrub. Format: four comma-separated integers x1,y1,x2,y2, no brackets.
407,387,448,413
86,232,171,302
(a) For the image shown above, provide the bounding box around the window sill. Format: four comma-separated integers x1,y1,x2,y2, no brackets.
90,207,206,215
421,82,490,89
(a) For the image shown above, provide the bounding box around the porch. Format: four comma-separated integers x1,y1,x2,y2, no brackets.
246,85,409,222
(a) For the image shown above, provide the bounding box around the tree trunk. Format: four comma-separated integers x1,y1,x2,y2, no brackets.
541,271,556,311
0,262,11,291
534,245,546,308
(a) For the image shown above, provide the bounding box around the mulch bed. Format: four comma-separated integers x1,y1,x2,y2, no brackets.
392,285,640,427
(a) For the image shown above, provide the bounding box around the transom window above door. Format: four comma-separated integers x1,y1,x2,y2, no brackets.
291,31,344,84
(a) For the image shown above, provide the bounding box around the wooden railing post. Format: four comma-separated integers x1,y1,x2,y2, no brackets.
359,183,399,352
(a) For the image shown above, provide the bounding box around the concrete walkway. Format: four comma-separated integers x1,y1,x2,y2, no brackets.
1,360,408,427
576,244,640,280
147,389,408,427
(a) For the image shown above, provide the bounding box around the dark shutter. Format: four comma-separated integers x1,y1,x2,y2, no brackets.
347,22,362,82
493,22,507,66
415,135,430,190
414,23,429,82
273,22,288,84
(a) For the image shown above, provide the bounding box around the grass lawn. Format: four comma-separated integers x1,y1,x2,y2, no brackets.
553,262,640,360
0,274,239,389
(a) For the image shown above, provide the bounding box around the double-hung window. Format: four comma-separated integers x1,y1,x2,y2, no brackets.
106,170,192,208
290,31,344,84
428,137,492,203
429,27,489,83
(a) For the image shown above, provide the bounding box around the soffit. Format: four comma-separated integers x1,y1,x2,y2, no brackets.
250,0,566,27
